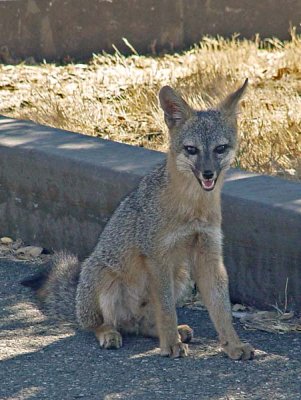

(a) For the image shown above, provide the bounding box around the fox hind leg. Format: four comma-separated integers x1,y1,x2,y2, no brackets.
138,310,193,343
178,324,193,343
94,324,123,349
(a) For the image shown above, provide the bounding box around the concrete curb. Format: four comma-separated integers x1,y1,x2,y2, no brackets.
0,116,300,311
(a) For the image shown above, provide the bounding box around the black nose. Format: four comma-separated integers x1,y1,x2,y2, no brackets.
202,170,214,180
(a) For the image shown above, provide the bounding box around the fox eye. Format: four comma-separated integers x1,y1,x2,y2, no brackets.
214,144,228,154
184,146,198,155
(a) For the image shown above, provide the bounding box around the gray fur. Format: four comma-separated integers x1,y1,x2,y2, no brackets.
75,162,169,329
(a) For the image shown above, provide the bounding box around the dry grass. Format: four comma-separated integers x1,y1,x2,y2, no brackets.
0,32,300,180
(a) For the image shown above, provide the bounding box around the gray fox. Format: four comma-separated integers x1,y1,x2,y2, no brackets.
22,80,254,360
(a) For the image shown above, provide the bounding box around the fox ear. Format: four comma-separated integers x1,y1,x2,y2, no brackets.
159,86,192,129
218,79,248,120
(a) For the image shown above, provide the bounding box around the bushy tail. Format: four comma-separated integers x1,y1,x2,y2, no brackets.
21,252,81,324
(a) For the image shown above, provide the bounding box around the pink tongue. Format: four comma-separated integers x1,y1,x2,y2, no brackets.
203,179,214,188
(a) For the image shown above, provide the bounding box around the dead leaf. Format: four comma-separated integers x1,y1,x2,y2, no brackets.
272,67,292,80
279,311,294,320
238,309,299,334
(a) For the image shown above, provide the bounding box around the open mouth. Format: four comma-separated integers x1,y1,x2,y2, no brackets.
192,168,217,191
200,178,216,191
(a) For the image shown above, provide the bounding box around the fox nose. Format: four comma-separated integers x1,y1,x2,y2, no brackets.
202,170,214,180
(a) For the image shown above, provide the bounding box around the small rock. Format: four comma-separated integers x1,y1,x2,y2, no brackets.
232,311,248,319
0,244,11,253
0,237,13,245
232,303,246,312
16,246,43,258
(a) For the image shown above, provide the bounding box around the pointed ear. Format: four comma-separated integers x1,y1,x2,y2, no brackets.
159,86,193,129
218,79,248,120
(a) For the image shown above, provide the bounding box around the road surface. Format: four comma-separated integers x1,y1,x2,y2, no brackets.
1,259,300,400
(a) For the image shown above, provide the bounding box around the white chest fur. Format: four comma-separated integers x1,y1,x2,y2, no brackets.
163,218,222,249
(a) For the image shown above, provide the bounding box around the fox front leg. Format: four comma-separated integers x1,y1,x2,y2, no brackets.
147,259,188,358
192,236,254,360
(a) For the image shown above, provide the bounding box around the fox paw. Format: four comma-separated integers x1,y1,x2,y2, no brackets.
178,324,193,343
99,330,123,350
222,341,254,361
160,342,188,358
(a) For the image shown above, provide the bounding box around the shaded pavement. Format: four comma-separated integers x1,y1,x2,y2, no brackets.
1,259,300,400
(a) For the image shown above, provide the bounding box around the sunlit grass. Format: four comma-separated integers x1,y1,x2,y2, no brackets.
0,31,300,180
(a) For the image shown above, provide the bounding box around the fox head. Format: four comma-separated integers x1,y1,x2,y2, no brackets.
159,80,248,192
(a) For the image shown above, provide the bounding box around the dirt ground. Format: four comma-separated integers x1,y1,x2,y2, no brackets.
1,258,300,400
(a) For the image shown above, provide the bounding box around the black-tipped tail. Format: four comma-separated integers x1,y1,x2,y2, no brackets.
21,252,81,324
21,271,49,291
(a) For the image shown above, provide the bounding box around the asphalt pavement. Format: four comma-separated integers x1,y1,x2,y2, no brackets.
1,259,300,400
